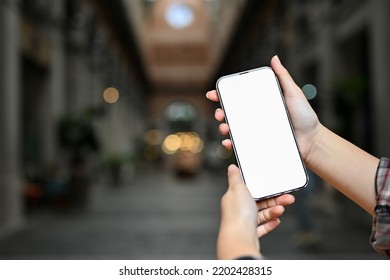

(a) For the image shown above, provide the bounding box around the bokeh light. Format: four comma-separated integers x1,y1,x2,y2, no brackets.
103,87,120,103
162,132,204,155
302,84,317,100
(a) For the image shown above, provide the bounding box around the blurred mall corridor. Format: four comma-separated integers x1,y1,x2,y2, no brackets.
1,0,390,260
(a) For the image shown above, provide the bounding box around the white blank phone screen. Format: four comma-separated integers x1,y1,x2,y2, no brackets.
216,67,307,199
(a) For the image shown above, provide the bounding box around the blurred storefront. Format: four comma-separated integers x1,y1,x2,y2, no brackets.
215,0,390,157
0,0,149,234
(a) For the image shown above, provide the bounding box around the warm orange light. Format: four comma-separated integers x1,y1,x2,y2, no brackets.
162,134,182,154
162,132,204,155
103,87,119,103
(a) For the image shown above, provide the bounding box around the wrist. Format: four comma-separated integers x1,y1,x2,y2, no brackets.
303,122,325,170
217,224,261,260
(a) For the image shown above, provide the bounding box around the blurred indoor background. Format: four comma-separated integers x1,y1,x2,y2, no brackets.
0,0,389,259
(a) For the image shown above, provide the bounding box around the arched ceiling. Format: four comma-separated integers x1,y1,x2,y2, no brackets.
123,0,247,90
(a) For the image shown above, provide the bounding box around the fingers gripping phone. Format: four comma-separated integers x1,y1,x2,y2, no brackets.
216,66,308,200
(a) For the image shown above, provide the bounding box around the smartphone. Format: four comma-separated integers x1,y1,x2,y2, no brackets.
216,66,308,200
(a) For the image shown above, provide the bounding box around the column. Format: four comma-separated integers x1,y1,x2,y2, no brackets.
42,0,66,165
0,0,23,233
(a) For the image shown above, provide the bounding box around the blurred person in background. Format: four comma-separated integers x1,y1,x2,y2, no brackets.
209,55,390,259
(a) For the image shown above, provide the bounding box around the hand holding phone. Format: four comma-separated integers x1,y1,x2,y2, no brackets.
216,67,308,200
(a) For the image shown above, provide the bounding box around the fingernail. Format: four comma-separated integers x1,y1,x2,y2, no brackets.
274,55,282,65
227,164,237,173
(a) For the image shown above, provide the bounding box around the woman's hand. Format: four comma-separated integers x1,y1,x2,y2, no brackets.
217,164,295,259
206,55,321,162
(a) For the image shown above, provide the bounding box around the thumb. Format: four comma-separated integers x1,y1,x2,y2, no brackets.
271,55,302,98
227,164,244,189
271,55,290,82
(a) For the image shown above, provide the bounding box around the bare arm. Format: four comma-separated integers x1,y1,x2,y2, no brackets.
307,124,379,214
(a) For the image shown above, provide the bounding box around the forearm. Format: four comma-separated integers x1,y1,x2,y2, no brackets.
306,124,379,215
217,223,261,260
